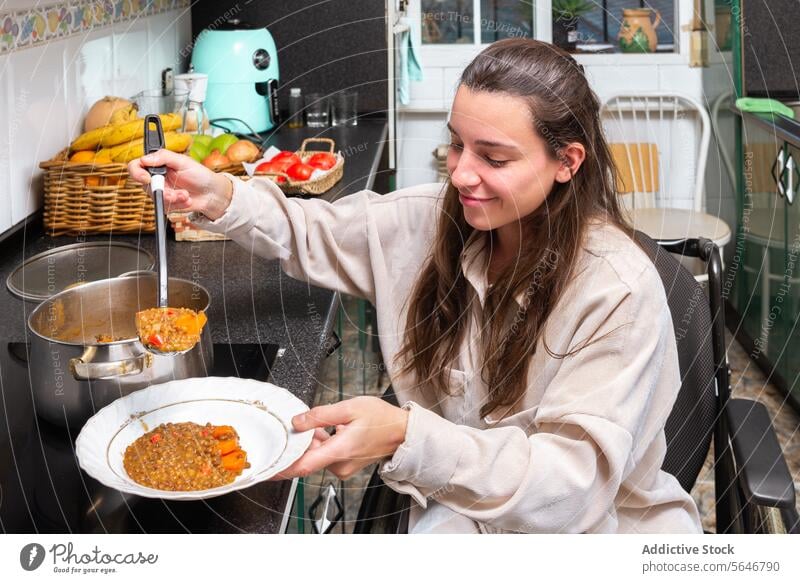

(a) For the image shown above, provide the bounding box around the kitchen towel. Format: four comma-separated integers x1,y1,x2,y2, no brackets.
735,97,795,119
397,17,423,105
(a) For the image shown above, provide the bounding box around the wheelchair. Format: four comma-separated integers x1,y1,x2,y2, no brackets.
354,233,800,534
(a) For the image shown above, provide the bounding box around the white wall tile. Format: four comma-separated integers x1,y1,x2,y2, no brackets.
7,41,69,224
443,67,463,109
409,67,444,110
0,10,192,234
584,65,660,103
63,30,114,132
657,64,703,96
147,11,180,83
175,6,192,71
396,112,448,188
112,19,151,98
0,54,12,233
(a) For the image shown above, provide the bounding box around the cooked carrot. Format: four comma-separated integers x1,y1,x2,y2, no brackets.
174,311,208,336
221,450,247,472
216,438,238,455
212,425,235,439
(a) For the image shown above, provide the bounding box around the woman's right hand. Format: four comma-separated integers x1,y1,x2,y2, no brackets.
127,149,234,221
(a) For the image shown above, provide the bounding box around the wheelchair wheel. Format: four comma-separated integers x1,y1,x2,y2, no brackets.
748,505,787,534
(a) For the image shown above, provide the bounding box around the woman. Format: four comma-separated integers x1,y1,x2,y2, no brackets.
129,39,702,534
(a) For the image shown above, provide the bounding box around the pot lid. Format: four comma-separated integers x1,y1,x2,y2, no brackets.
6,242,154,302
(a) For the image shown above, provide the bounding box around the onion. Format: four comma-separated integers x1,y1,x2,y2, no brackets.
226,140,260,163
202,149,231,171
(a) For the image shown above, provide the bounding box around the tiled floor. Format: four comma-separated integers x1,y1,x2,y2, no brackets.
292,296,800,534
690,332,800,532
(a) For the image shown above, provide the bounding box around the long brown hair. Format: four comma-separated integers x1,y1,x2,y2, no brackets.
395,39,633,420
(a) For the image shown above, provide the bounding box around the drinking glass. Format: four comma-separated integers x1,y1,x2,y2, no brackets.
331,91,358,127
132,89,189,115
304,93,329,128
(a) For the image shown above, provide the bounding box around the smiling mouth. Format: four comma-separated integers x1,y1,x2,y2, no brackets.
459,192,497,205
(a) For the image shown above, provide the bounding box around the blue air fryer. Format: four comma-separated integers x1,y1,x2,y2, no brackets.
191,19,280,134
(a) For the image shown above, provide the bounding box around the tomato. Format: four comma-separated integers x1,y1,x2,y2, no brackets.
286,162,315,182
147,334,164,348
254,160,288,182
269,151,301,168
150,433,161,444
307,152,337,170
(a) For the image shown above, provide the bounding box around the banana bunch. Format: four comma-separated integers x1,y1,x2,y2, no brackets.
95,132,193,164
70,112,183,152
108,103,139,125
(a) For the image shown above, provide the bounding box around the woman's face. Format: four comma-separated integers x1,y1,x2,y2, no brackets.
446,86,576,236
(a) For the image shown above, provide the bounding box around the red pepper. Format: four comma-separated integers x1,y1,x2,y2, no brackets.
147,334,164,348
150,433,161,444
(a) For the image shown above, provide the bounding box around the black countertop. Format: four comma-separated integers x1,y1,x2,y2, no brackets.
0,119,388,533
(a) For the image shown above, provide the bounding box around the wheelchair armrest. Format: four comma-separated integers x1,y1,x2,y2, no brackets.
725,398,797,509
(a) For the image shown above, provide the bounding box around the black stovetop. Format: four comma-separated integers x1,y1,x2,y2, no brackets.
0,343,297,534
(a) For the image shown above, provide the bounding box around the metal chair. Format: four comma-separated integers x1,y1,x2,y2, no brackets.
354,234,799,534
602,93,731,282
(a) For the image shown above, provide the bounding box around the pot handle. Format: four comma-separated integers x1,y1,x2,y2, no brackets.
69,347,147,381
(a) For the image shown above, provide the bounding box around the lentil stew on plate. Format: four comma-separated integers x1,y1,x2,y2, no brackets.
123,422,250,491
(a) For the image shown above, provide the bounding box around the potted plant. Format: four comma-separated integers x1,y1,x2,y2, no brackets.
552,0,595,52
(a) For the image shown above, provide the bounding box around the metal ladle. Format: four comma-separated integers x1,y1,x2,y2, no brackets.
137,114,197,356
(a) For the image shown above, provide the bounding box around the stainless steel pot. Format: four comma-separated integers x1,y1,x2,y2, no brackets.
27,273,213,427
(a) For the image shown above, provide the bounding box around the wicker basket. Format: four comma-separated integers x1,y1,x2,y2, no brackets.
40,149,155,236
168,137,344,242
222,137,344,195
169,211,230,242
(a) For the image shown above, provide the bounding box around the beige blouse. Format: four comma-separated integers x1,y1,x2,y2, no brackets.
194,177,703,534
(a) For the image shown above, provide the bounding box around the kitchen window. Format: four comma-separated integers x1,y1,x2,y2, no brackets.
575,0,677,51
418,1,681,52
420,0,534,44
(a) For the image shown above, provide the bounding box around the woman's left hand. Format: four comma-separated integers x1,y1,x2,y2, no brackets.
273,396,409,480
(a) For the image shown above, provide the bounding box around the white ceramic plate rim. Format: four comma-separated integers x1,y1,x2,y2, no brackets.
75,376,313,500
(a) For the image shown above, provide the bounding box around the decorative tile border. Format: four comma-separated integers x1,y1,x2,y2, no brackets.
1,0,191,55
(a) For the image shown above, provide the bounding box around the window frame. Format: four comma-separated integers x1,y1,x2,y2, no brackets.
412,0,697,60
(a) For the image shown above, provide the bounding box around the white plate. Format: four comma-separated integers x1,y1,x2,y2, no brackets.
75,376,314,500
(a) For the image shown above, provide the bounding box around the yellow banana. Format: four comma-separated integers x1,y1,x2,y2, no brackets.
108,132,193,163
109,103,138,125
70,125,112,151
69,113,182,151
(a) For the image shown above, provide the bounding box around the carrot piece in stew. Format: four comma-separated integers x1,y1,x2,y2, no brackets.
221,450,247,472
216,438,239,455
212,425,235,439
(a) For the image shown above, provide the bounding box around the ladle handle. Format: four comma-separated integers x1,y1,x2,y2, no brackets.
143,114,167,175
144,115,169,308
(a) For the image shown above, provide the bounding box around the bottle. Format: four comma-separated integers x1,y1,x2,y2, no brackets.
175,73,210,135
287,87,304,128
